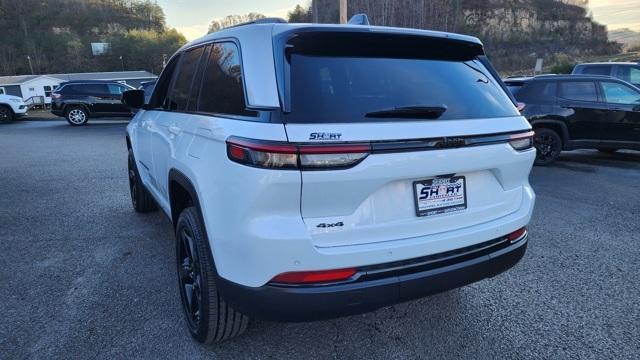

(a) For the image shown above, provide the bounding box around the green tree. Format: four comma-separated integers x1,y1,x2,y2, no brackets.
288,4,312,23
105,28,186,74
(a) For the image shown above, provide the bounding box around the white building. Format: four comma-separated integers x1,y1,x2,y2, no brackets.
0,75,61,106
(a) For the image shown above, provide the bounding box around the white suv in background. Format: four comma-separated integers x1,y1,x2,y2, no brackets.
0,94,28,122
123,18,536,343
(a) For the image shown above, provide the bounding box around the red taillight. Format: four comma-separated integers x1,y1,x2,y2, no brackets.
270,268,357,284
51,93,61,100
507,227,527,242
226,137,370,170
508,131,534,151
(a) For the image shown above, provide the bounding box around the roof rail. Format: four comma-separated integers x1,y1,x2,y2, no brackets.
348,14,370,26
223,17,288,31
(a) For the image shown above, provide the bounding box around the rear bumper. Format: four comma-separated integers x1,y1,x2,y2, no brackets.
217,234,527,322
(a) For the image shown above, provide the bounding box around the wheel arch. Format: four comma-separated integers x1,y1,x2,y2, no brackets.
168,169,203,229
63,102,91,115
0,103,16,114
530,119,569,150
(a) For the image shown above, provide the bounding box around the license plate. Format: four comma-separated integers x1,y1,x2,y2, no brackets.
413,176,467,217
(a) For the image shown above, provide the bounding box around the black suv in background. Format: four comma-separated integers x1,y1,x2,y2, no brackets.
51,80,135,126
505,75,640,164
572,62,640,88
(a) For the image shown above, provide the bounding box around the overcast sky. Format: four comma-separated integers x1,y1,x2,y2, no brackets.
157,0,639,41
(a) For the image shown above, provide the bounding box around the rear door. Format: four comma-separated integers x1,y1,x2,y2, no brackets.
151,44,207,202
81,83,110,113
280,32,532,248
106,83,132,114
557,80,607,142
600,80,640,143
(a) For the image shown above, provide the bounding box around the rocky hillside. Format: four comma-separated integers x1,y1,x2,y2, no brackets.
312,0,621,72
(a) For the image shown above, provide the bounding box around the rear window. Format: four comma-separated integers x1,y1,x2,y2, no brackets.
282,32,518,123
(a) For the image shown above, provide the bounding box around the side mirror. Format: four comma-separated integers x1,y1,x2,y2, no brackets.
121,90,145,109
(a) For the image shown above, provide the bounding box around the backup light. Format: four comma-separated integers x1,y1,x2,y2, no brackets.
509,131,534,151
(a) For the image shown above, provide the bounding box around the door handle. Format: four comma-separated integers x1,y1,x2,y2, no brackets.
168,125,181,135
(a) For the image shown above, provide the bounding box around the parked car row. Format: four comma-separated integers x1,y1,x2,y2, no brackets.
505,62,640,164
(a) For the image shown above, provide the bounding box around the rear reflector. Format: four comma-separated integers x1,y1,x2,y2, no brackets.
509,131,534,151
227,137,370,170
270,268,357,284
507,227,527,242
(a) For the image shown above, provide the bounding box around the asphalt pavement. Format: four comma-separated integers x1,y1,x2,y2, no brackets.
1,119,639,359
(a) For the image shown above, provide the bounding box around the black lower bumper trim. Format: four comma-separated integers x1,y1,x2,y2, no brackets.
216,236,527,322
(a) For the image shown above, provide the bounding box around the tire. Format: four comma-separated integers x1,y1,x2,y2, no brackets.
0,105,14,123
65,105,89,126
597,148,618,154
176,207,249,343
128,150,157,212
534,128,562,166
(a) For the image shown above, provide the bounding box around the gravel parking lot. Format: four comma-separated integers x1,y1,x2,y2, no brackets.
1,119,639,359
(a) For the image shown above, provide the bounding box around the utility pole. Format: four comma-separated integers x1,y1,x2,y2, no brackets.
312,0,318,23
26,56,34,75
339,0,348,24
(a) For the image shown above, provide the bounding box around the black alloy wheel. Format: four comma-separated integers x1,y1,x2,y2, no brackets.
178,225,203,330
0,106,14,123
534,128,562,166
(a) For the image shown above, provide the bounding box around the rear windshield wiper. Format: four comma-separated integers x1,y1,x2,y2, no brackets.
365,105,447,119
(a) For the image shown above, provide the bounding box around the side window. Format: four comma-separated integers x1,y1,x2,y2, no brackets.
168,46,205,111
616,66,640,86
582,65,612,76
149,56,180,109
0,87,5,95
601,82,640,105
518,81,557,102
83,84,109,95
107,84,127,95
198,42,256,117
559,81,598,102
44,86,52,97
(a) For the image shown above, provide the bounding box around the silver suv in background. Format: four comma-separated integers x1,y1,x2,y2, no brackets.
572,62,640,88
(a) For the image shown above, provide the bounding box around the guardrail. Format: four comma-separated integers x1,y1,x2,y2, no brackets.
24,96,45,109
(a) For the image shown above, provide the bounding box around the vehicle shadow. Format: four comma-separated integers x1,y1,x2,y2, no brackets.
550,150,640,171
204,289,493,358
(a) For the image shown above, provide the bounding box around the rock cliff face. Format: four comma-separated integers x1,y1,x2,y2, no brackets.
313,0,621,71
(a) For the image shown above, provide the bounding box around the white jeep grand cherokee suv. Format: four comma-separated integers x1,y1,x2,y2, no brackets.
123,18,536,343
0,94,28,122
